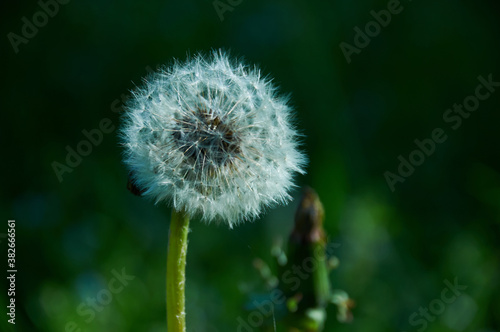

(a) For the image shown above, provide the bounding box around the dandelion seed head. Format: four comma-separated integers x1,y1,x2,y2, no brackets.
120,50,306,226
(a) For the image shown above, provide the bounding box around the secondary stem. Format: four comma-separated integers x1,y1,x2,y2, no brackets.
167,209,190,332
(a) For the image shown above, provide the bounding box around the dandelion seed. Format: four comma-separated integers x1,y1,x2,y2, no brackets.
120,50,306,226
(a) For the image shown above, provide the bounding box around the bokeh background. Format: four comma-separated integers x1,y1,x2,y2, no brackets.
1,0,499,331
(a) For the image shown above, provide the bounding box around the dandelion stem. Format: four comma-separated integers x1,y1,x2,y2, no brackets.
167,209,190,332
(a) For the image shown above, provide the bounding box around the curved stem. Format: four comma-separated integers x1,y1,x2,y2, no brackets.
167,209,190,332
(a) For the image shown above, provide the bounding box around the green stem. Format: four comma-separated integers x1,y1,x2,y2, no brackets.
167,209,190,332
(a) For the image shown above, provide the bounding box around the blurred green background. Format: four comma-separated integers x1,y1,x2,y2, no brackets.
1,0,499,331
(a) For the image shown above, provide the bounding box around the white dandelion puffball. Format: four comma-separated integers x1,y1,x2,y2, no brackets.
120,51,306,226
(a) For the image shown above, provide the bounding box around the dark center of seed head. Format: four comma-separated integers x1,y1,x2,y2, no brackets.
173,108,241,168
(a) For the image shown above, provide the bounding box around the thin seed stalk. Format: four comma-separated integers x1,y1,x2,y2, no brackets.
167,209,190,332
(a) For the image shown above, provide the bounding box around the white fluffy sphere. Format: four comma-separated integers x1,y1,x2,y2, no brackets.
120,51,306,226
